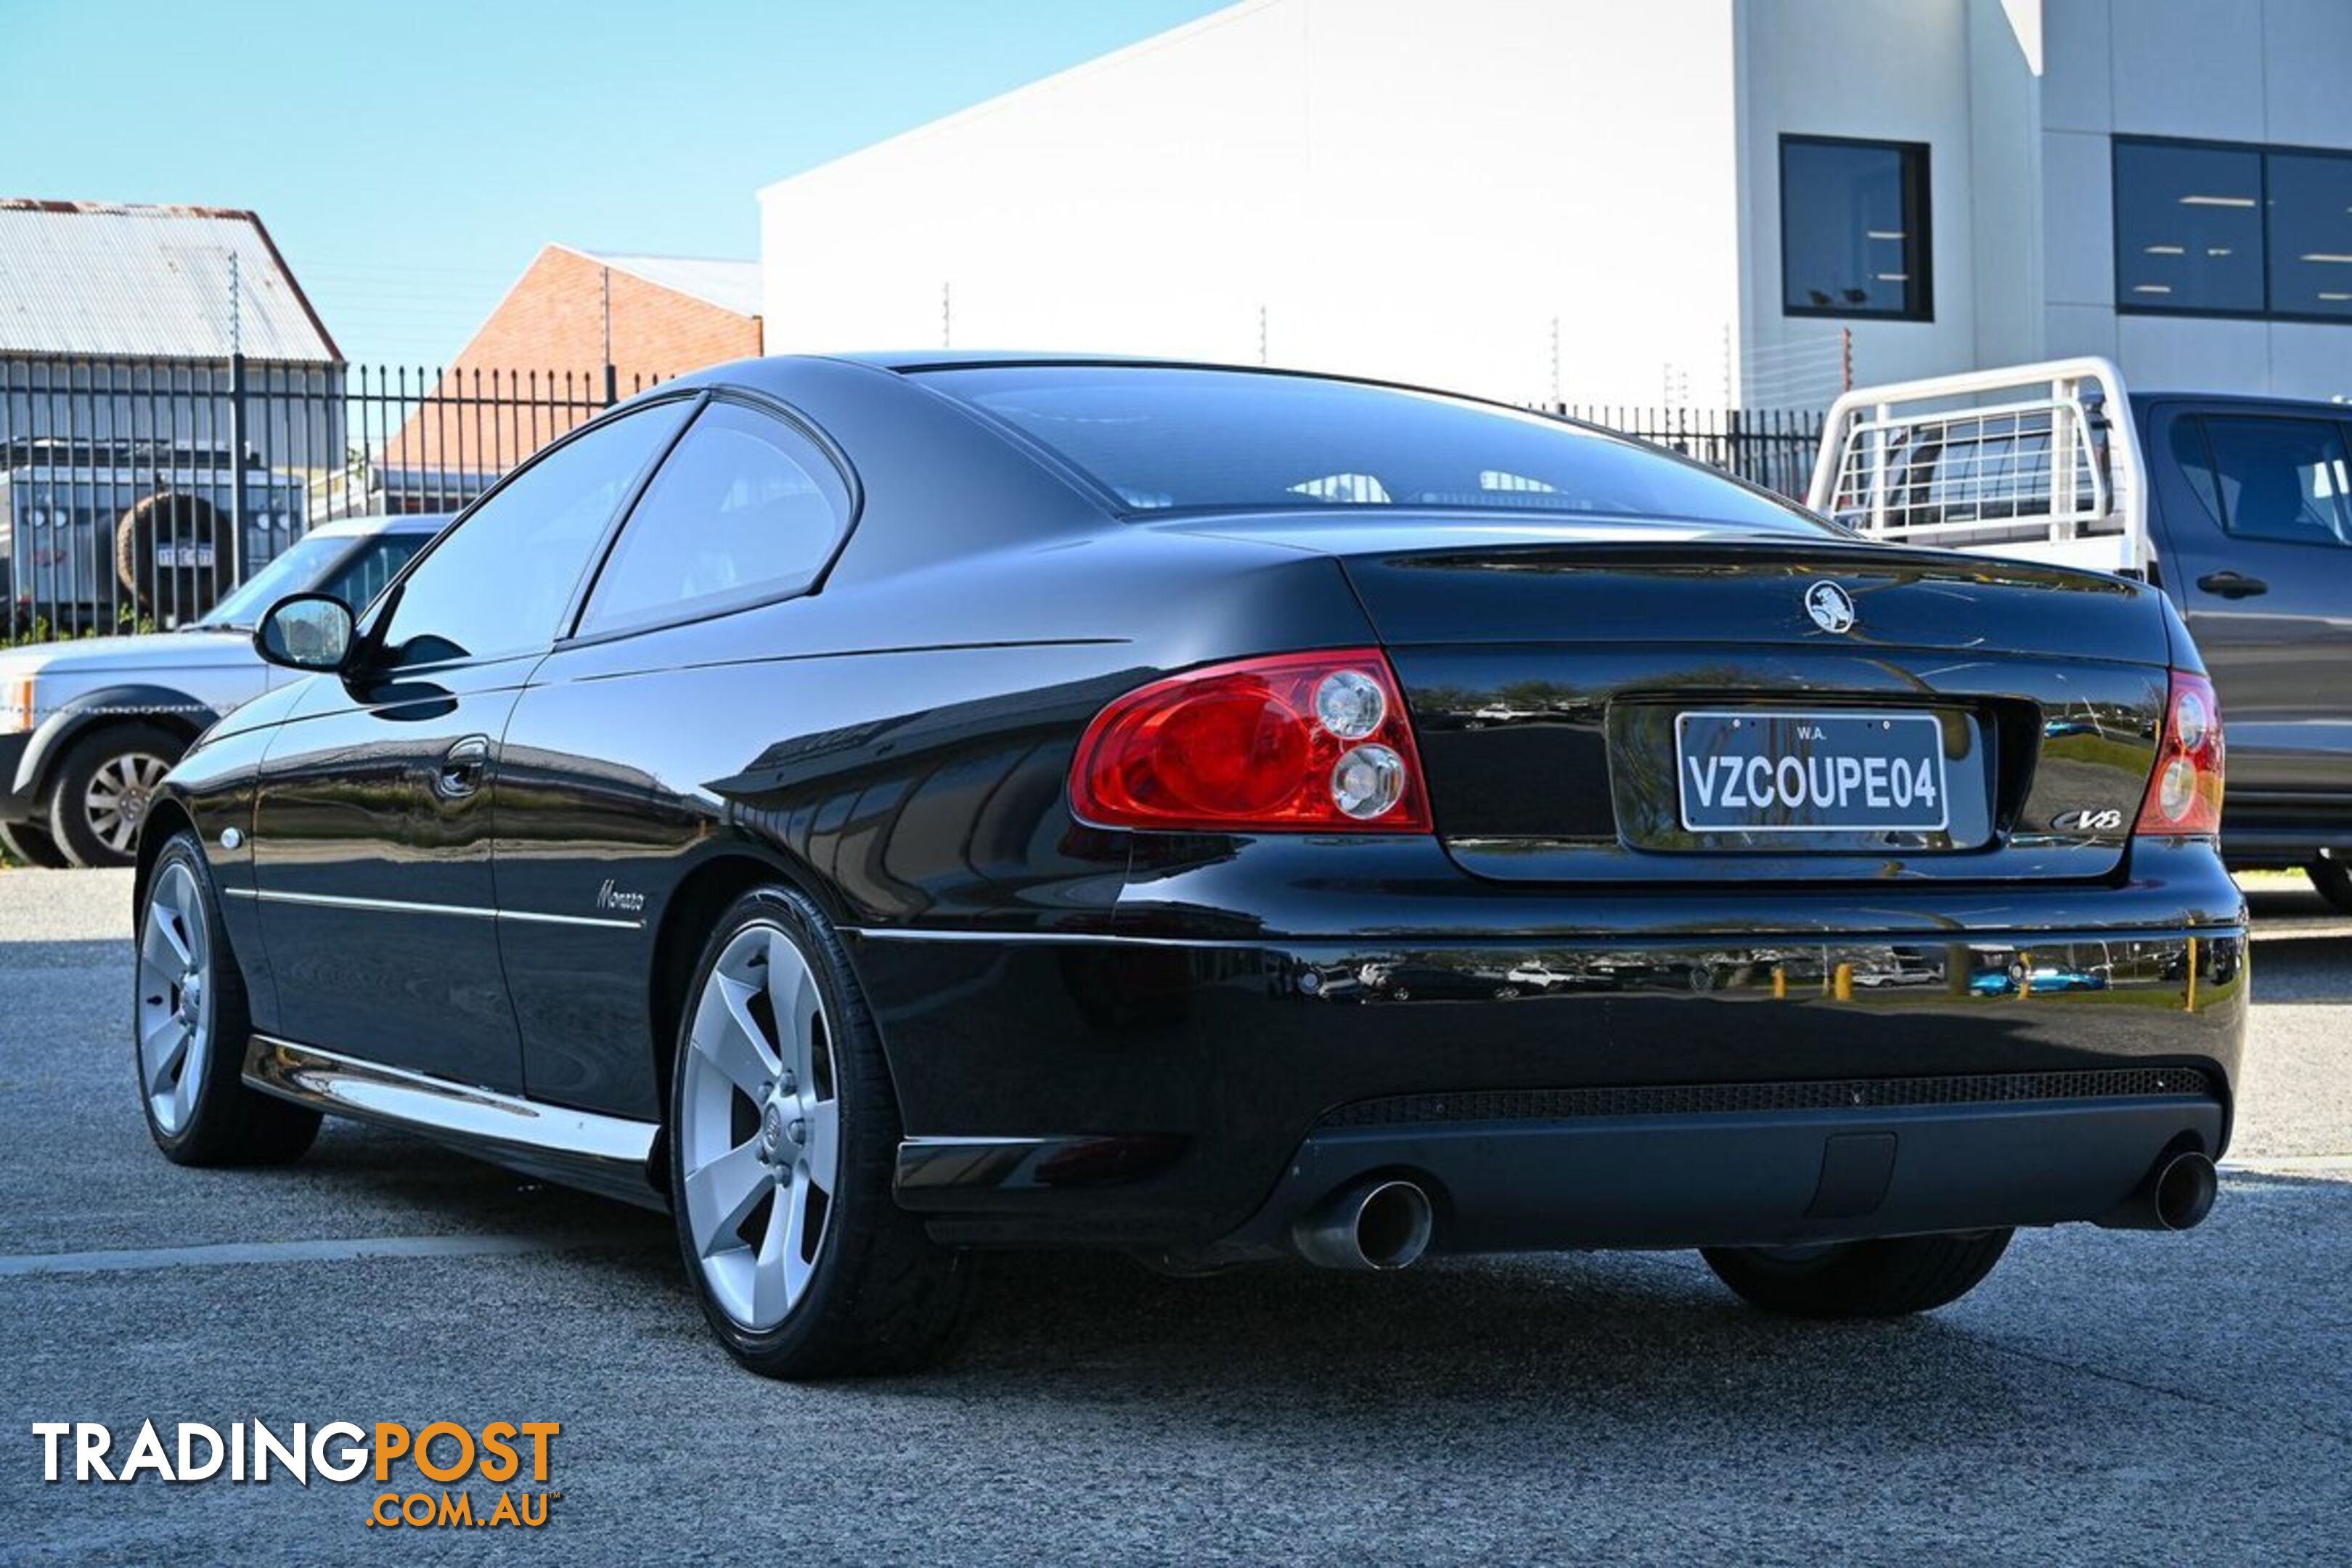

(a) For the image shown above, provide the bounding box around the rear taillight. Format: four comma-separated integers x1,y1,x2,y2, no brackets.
2136,670,2224,838
1071,648,1431,832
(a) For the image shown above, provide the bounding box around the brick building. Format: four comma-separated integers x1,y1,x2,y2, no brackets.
383,245,761,490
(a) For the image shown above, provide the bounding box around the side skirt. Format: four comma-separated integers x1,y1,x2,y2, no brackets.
241,1034,666,1212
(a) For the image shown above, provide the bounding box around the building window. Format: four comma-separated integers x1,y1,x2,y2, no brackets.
2267,152,2352,321
2115,136,2352,322
1780,136,1932,322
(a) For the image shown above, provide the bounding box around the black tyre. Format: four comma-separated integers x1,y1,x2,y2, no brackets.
135,831,320,1166
2310,860,2352,915
1702,1230,2013,1318
0,820,73,868
668,885,971,1379
48,722,185,868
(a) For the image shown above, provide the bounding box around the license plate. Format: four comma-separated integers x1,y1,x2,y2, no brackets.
1675,710,1949,833
155,544,216,568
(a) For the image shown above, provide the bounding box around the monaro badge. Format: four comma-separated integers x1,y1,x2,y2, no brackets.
1805,581,1858,634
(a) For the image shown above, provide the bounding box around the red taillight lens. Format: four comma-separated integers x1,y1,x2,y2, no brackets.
1071,649,1432,832
2136,670,2224,838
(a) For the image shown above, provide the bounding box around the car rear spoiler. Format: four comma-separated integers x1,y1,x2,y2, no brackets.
1805,357,2152,578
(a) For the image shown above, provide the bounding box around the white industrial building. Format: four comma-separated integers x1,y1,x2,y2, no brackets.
758,0,2352,409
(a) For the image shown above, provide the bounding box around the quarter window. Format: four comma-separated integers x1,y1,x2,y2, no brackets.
374,400,690,668
1779,137,1932,321
2115,138,2352,322
576,401,851,637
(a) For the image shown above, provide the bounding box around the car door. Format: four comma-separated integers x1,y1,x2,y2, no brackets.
2146,403,2352,801
492,395,856,1118
247,399,694,1087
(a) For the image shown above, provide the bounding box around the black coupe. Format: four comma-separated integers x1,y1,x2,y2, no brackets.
133,356,2245,1378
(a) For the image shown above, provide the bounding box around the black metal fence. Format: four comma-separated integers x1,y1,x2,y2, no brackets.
0,356,656,637
1548,404,1827,503
0,353,1824,640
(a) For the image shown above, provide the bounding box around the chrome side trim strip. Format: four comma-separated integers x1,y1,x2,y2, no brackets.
846,926,1254,950
242,1035,657,1175
221,886,641,931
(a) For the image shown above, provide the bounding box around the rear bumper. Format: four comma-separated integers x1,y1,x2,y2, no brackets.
851,841,2247,1255
1212,1086,2223,1259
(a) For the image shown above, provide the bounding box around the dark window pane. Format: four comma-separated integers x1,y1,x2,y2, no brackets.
320,535,425,615
2266,151,2352,319
1780,139,1928,319
922,366,1827,534
2202,417,2352,547
377,401,690,667
2114,141,2264,313
579,401,851,637
2167,417,2225,526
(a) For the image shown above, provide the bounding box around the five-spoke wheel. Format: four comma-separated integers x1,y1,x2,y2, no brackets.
136,858,213,1135
678,920,842,1330
133,832,319,1165
668,886,969,1379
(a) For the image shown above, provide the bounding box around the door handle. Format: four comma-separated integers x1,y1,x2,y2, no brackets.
2197,571,2269,599
436,735,491,799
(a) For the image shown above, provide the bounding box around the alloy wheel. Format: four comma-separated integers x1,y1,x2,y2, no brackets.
83,751,171,857
678,921,841,1331
136,860,212,1135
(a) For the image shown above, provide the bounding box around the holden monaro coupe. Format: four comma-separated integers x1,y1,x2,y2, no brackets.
131,356,2244,1378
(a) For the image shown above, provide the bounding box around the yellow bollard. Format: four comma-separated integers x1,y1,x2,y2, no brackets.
1833,962,1853,1003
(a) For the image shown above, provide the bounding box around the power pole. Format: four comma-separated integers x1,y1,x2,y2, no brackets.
942,282,952,348
601,267,617,407
227,250,248,586
1549,316,1561,407
1258,303,1267,365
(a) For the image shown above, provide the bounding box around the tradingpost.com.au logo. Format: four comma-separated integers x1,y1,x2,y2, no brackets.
31,1419,564,1530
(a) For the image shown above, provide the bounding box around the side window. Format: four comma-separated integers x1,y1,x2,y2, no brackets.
375,401,691,668
321,534,426,615
2200,417,2352,547
576,401,852,638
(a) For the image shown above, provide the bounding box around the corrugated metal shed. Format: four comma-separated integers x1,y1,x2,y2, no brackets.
567,247,763,318
0,199,340,362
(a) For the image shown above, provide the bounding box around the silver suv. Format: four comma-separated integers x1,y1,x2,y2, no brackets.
0,514,446,867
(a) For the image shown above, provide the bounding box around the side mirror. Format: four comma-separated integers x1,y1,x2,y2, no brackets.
253,593,355,673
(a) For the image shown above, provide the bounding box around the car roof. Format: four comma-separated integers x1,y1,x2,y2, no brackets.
822,349,1227,372
2131,390,2352,416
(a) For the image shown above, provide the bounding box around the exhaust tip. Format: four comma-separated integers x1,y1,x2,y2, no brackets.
1292,1178,1434,1270
2153,1150,2218,1231
2100,1147,2219,1231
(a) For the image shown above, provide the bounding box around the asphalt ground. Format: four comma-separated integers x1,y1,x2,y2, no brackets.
0,868,2346,1564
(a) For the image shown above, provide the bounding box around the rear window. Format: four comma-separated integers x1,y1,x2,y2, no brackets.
917,365,1827,533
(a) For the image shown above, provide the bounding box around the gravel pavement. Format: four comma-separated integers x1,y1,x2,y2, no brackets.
1,868,2346,1564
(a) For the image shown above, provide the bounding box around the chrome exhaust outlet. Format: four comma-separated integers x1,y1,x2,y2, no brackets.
2099,1149,2219,1232
1291,1178,1434,1270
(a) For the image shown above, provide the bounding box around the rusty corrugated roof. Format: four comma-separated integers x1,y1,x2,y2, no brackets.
0,199,340,362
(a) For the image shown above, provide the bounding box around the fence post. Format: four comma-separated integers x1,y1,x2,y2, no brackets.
603,361,618,409
228,348,248,589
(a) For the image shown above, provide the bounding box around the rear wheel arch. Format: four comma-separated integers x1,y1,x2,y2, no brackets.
643,845,854,1194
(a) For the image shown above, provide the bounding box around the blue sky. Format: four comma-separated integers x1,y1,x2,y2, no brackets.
6,0,1226,368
